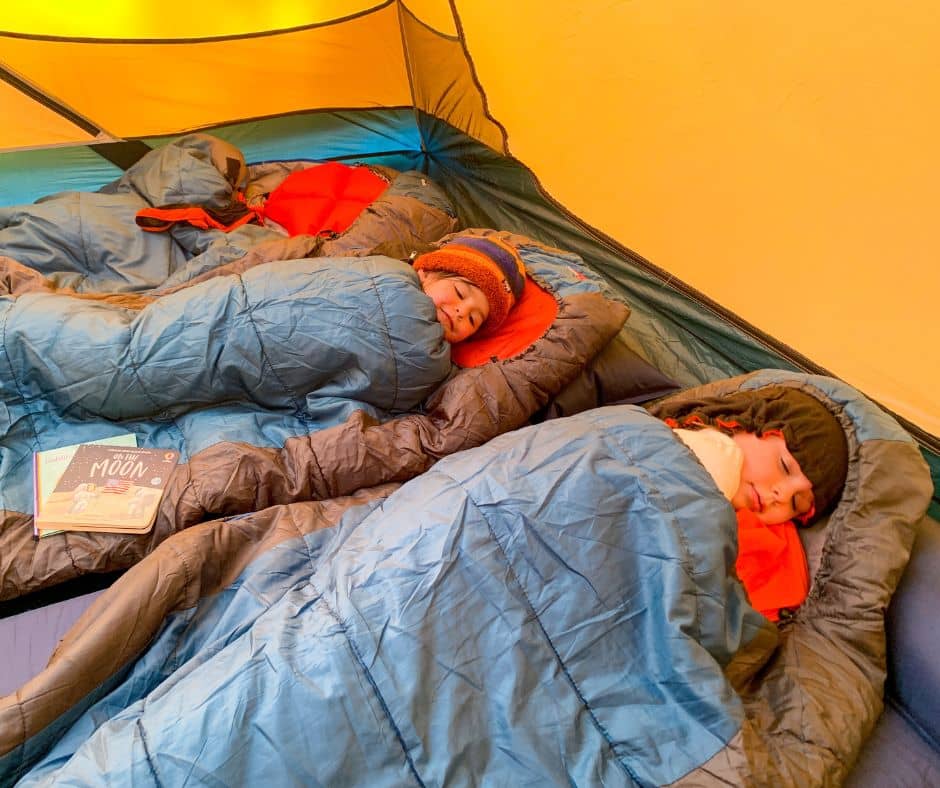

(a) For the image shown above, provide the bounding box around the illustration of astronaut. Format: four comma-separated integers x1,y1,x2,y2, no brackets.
67,483,99,514
126,487,157,518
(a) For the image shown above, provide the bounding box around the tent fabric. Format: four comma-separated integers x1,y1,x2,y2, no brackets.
450,2,940,439
0,5,413,141
0,78,97,151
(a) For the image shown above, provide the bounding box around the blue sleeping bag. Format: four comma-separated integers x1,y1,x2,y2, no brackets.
7,406,773,786
0,255,452,516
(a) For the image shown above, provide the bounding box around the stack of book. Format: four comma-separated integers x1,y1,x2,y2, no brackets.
33,434,179,538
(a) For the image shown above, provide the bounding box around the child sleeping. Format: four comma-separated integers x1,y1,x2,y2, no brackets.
655,386,849,620
0,232,531,428
412,234,527,343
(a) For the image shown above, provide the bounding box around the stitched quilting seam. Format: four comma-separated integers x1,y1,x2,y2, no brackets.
366,270,400,411
306,575,425,787
238,275,312,428
435,466,642,784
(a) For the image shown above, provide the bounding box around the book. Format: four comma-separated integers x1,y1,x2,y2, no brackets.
33,434,138,538
34,444,179,536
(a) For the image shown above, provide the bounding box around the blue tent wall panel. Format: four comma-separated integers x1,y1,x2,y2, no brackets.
0,109,427,208
0,147,123,206
144,109,428,173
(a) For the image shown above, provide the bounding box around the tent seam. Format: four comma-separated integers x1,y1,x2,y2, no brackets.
394,1,429,165
0,63,101,136
445,1,511,156
397,2,460,40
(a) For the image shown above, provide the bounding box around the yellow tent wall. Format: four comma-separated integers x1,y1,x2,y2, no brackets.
0,0,937,439
455,1,940,437
0,3,413,143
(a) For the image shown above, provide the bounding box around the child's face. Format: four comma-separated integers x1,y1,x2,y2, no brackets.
730,432,815,525
418,271,490,343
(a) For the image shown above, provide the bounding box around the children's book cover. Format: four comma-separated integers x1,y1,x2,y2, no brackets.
35,445,179,535
33,434,138,538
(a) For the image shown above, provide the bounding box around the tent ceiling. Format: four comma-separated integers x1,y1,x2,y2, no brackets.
1,2,385,38
1,5,412,143
453,0,940,438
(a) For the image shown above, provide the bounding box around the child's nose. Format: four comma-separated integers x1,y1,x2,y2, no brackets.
773,475,810,500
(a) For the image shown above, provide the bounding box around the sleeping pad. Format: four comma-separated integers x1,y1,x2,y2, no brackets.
0,405,778,786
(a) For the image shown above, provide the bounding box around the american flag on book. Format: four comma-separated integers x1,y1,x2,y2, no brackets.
102,478,132,494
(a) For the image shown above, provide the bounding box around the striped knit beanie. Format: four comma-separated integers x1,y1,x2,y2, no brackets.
413,235,526,332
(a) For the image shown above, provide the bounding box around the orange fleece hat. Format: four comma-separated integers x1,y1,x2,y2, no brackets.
413,235,527,333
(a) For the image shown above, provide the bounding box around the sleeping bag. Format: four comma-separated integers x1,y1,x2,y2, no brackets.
0,255,450,423
0,405,777,786
1,371,931,787
0,133,459,295
0,229,632,601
